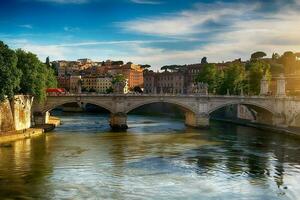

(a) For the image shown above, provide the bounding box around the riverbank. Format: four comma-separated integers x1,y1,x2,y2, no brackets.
0,116,61,144
212,117,300,137
0,128,44,144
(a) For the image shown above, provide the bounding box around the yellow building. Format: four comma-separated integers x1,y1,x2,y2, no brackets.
82,76,112,93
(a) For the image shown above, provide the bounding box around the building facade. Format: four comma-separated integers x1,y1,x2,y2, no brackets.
81,76,113,93
107,62,144,89
144,70,185,94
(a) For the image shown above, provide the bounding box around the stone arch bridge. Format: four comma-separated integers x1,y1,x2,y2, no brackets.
32,94,300,129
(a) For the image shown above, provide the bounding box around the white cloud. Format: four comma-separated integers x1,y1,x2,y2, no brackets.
63,26,80,32
115,2,300,68
35,0,90,4
18,24,33,29
120,2,259,36
130,0,162,5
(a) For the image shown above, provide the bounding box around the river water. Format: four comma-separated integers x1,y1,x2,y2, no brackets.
0,113,300,200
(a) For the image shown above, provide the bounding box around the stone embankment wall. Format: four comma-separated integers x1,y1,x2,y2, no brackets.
0,95,33,133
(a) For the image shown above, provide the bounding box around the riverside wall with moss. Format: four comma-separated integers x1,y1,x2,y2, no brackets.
0,95,61,144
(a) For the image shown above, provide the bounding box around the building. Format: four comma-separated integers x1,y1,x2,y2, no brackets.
107,62,144,89
53,59,144,92
144,70,185,94
143,60,240,94
69,76,82,93
81,76,112,93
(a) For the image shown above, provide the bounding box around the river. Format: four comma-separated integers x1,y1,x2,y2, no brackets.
0,112,300,200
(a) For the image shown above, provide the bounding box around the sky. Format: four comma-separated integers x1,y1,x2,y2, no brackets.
0,0,300,69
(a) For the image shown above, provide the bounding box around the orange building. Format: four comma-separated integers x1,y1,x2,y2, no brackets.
107,63,144,89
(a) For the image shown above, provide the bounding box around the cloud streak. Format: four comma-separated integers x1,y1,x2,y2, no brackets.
18,24,33,29
130,0,162,4
35,0,90,4
120,2,260,37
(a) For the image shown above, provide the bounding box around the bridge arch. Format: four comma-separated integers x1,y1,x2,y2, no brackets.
42,100,113,114
208,101,275,124
125,99,197,115
125,99,199,128
208,101,275,115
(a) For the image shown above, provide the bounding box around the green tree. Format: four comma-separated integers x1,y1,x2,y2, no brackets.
16,49,57,102
140,64,151,69
106,86,113,94
112,74,125,84
251,51,267,60
247,60,271,95
112,60,124,65
45,56,50,67
195,64,217,93
279,51,297,74
0,41,21,101
218,63,246,95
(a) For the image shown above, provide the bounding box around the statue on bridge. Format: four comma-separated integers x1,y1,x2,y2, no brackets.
187,82,208,95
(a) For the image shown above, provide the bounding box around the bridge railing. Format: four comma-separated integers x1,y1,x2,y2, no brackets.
46,92,300,100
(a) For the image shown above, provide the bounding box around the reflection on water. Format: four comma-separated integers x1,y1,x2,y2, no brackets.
1,113,300,199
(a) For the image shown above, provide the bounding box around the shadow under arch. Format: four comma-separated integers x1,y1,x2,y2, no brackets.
126,101,198,128
209,102,275,124
42,100,113,114
125,100,196,115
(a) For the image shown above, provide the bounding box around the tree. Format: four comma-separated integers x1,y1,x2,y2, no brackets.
112,74,125,84
112,61,124,66
219,63,246,95
140,64,151,69
45,56,50,67
16,49,57,102
201,57,208,64
89,88,96,93
279,51,297,74
195,64,217,93
247,60,271,95
106,86,113,94
0,41,21,101
251,51,267,60
133,86,143,93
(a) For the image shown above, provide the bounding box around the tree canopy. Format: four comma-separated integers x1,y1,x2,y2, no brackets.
195,64,218,93
0,41,57,102
140,64,151,69
112,74,126,84
246,60,271,95
16,49,57,101
251,51,267,60
0,41,21,101
219,63,246,95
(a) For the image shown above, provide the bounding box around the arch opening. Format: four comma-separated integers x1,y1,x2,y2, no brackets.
126,101,198,128
44,101,112,114
209,103,274,125
34,101,113,128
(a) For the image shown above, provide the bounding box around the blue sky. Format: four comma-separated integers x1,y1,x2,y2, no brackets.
1,0,300,69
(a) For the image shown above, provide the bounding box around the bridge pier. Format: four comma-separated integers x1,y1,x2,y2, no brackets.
33,111,49,126
109,112,128,130
185,111,209,128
